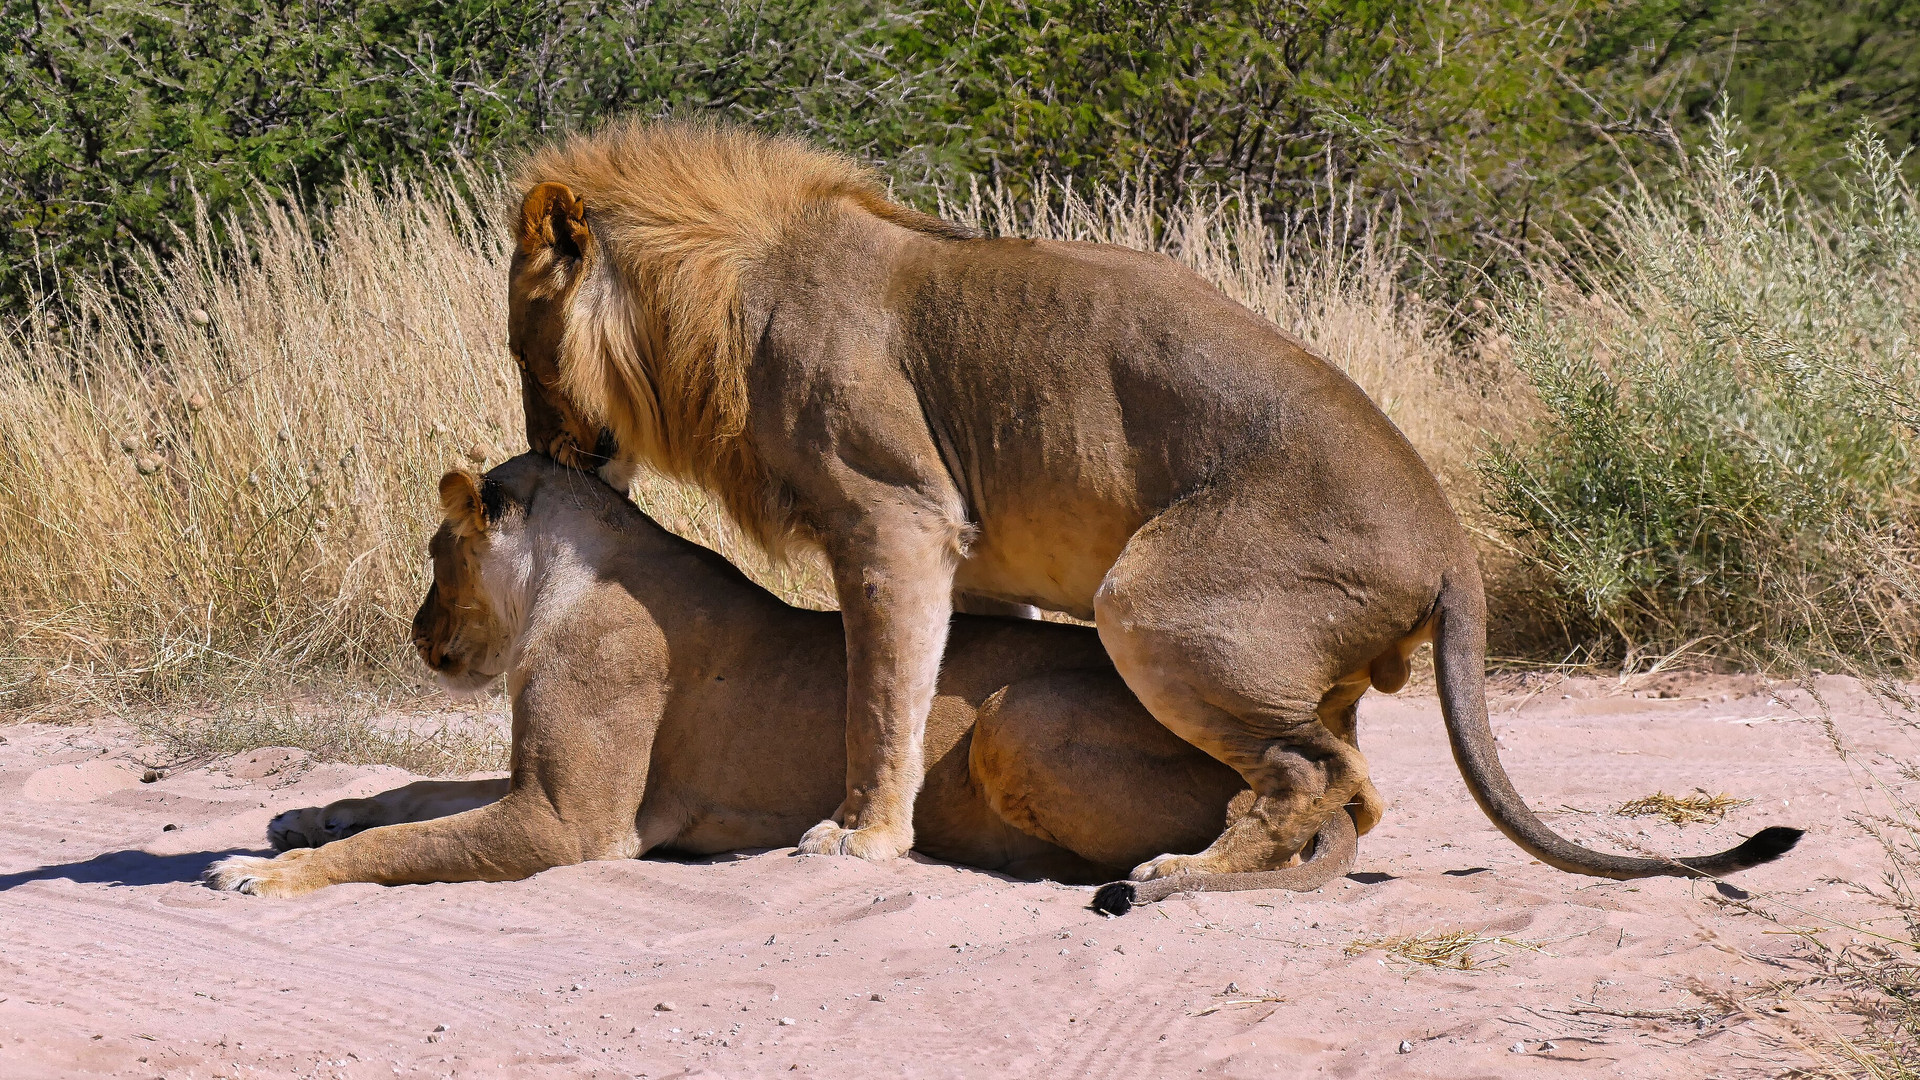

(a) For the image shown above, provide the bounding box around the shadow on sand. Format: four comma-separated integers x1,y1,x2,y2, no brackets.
0,847,254,891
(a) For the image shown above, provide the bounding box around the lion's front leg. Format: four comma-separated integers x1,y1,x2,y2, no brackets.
268,778,511,851
797,511,961,861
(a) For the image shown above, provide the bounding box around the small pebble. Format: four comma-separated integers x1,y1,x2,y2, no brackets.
162,824,177,832
432,1024,448,1033
599,1013,612,1019
655,1002,675,1012
1510,1042,1527,1053
869,993,883,1002
1397,1040,1413,1054
571,983,585,992
188,308,211,326
1225,982,1240,994
778,1017,795,1026
1541,1041,1558,1051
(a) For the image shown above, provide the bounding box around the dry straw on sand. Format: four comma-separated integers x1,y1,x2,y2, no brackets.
1344,929,1545,970
1615,790,1753,825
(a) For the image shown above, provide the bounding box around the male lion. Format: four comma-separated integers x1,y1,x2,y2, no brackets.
507,120,1799,881
203,454,1356,901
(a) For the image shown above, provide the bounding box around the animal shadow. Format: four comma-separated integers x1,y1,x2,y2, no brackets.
0,847,249,891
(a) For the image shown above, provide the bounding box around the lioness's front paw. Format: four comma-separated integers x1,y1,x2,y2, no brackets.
795,819,912,860
267,801,379,851
267,808,329,851
1129,852,1221,882
204,849,319,897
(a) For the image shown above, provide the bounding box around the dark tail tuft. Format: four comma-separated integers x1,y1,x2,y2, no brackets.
1734,826,1803,865
1091,881,1137,917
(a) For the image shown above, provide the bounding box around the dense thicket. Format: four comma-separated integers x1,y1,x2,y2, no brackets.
4,0,1918,304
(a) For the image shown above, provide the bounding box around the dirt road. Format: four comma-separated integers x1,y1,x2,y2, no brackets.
2,675,1908,1078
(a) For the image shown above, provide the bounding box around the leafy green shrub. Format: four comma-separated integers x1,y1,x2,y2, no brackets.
1482,121,1920,674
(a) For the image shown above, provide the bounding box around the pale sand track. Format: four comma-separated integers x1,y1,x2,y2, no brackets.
2,675,1910,1078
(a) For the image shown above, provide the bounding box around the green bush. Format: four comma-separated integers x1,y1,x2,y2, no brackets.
1483,120,1920,673
7,0,1918,308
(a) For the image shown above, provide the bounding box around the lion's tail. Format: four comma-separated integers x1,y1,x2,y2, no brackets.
1431,561,1801,880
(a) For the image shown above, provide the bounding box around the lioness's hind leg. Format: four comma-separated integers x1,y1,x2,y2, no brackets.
969,671,1247,873
268,778,510,851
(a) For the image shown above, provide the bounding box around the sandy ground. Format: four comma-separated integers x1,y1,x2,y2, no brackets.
2,673,1913,1079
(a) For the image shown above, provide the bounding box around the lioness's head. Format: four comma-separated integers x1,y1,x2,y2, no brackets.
412,469,530,697
508,181,623,478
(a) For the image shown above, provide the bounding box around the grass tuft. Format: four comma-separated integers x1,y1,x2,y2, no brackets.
1615,790,1753,825
1344,929,1542,970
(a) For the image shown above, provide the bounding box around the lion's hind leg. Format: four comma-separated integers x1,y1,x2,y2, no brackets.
1091,488,1440,882
268,778,510,851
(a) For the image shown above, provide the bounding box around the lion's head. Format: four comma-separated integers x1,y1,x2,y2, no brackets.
508,181,622,479
507,120,976,553
411,469,528,697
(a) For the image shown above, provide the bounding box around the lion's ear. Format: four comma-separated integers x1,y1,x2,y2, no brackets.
438,470,488,538
518,182,591,262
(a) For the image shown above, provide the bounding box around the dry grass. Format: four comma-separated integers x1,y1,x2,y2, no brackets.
1343,929,1543,970
1615,790,1753,825
0,170,833,711
135,699,509,777
0,169,1498,710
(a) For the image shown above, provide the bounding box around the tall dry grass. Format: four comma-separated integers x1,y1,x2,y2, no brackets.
0,170,1488,711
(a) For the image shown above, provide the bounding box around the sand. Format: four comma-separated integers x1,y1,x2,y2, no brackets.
2,673,1911,1079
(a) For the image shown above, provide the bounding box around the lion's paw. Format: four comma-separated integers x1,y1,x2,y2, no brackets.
796,819,912,860
204,850,318,897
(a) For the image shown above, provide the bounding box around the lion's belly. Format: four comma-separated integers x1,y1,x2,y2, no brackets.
952,499,1139,619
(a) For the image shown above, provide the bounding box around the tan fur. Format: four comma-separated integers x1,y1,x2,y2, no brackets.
504,122,1801,883
203,457,1355,899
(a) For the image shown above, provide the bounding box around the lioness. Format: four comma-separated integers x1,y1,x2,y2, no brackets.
505,121,1799,882
204,454,1356,900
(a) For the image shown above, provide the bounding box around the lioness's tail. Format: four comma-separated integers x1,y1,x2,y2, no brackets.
1431,563,1801,879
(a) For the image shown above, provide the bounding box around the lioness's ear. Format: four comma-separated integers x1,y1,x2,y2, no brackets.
518,182,591,262
438,470,488,538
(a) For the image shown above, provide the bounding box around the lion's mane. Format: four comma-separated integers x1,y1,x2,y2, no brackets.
513,120,972,552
